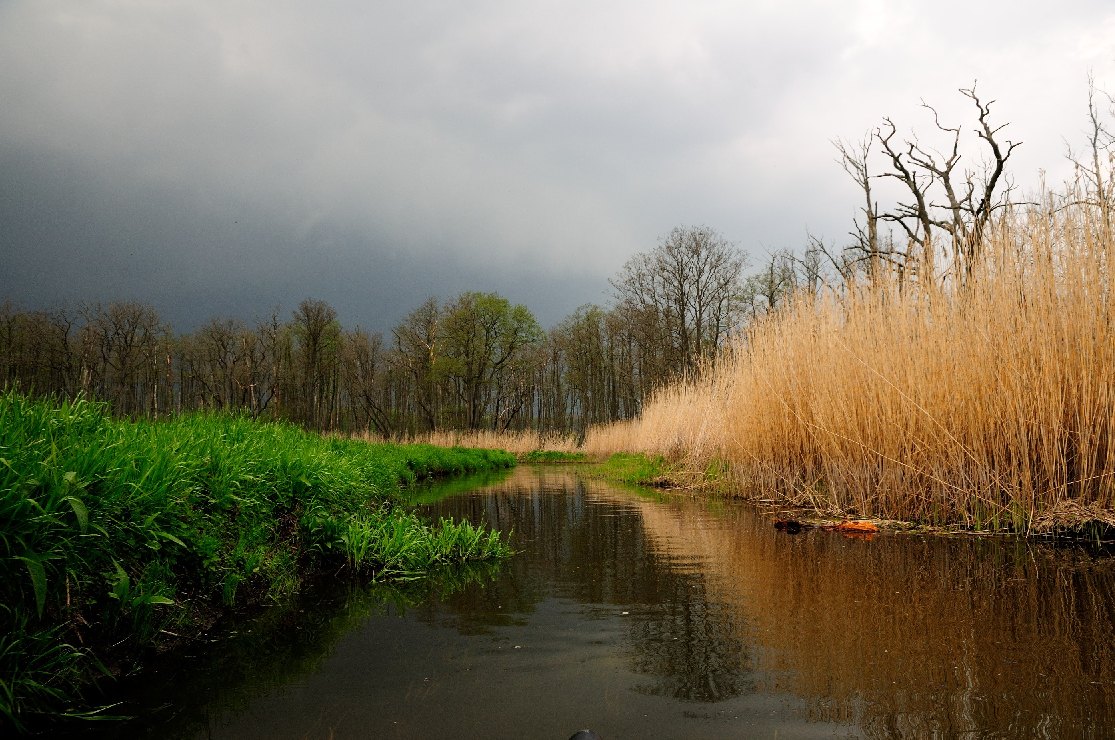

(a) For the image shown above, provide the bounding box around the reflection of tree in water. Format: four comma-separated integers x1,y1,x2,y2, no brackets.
423,474,753,702
626,573,753,701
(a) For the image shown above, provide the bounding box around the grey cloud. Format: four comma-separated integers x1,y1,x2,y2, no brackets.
2,1,1114,334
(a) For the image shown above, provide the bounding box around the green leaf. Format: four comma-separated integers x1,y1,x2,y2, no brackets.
157,531,186,548
65,495,89,534
109,560,130,602
17,556,47,617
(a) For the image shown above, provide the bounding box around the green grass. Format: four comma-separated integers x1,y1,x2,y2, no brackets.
0,391,514,733
519,450,588,464
588,452,671,487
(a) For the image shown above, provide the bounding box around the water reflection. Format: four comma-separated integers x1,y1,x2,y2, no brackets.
420,474,754,703
78,466,1115,738
428,468,1115,737
72,566,504,739
609,479,1115,737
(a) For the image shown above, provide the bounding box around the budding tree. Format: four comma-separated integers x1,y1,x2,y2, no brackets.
611,225,746,380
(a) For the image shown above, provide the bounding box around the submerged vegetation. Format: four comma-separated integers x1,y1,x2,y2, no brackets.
0,391,513,732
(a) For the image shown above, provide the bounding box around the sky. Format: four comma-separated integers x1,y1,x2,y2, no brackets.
2,1,1114,333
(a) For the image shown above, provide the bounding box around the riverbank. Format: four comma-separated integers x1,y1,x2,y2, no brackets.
579,452,1115,544
0,392,514,733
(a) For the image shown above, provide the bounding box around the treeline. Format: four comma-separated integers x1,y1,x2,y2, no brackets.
14,80,1091,441
1,225,808,436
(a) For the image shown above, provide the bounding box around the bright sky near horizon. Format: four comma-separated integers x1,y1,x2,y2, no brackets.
2,1,1114,332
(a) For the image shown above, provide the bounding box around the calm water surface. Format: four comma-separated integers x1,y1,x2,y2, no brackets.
90,467,1115,738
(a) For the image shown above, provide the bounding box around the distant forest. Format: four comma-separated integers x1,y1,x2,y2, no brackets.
2,225,810,437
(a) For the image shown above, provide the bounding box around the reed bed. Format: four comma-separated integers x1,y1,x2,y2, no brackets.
0,392,513,731
586,202,1115,532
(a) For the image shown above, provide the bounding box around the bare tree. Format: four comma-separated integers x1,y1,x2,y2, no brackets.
740,249,801,319
190,318,246,410
342,328,395,436
392,297,442,432
0,302,79,396
833,137,912,285
851,84,1021,283
290,298,342,430
1066,73,1115,233
835,136,880,262
77,302,166,417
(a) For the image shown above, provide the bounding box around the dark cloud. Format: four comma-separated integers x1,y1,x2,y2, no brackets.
0,140,604,332
2,1,1114,333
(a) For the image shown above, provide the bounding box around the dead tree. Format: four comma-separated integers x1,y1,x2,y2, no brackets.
849,84,1022,284
834,137,879,258
1066,73,1115,234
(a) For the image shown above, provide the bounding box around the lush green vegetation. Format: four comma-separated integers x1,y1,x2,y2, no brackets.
588,453,671,487
0,391,514,733
520,449,588,464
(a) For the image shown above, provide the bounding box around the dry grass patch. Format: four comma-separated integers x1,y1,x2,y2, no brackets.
356,429,583,458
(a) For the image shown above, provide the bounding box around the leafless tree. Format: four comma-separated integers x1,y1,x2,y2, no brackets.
342,328,395,436
77,302,167,417
841,84,1022,284
392,297,442,432
290,298,342,430
1066,73,1115,233
834,136,880,265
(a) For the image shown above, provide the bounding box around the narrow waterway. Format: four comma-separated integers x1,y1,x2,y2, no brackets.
88,467,1115,738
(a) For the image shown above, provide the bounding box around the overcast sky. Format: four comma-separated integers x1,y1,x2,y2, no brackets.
2,1,1114,332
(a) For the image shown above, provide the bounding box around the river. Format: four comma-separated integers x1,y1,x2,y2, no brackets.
84,466,1115,738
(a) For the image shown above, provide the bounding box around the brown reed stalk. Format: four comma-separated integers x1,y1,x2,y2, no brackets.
586,196,1115,531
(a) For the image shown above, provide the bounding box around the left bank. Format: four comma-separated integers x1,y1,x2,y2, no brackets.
0,391,514,734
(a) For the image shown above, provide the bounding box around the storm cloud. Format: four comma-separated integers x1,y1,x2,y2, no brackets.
2,1,1114,331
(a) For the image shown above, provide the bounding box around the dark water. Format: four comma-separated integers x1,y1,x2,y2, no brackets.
87,467,1115,738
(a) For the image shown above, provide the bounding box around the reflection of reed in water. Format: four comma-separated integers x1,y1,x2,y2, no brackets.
626,490,1115,737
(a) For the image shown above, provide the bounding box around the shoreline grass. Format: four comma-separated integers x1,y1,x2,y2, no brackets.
0,392,514,733
586,453,673,488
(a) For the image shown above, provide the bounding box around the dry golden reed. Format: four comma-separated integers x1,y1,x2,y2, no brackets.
356,428,581,457
587,200,1115,530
